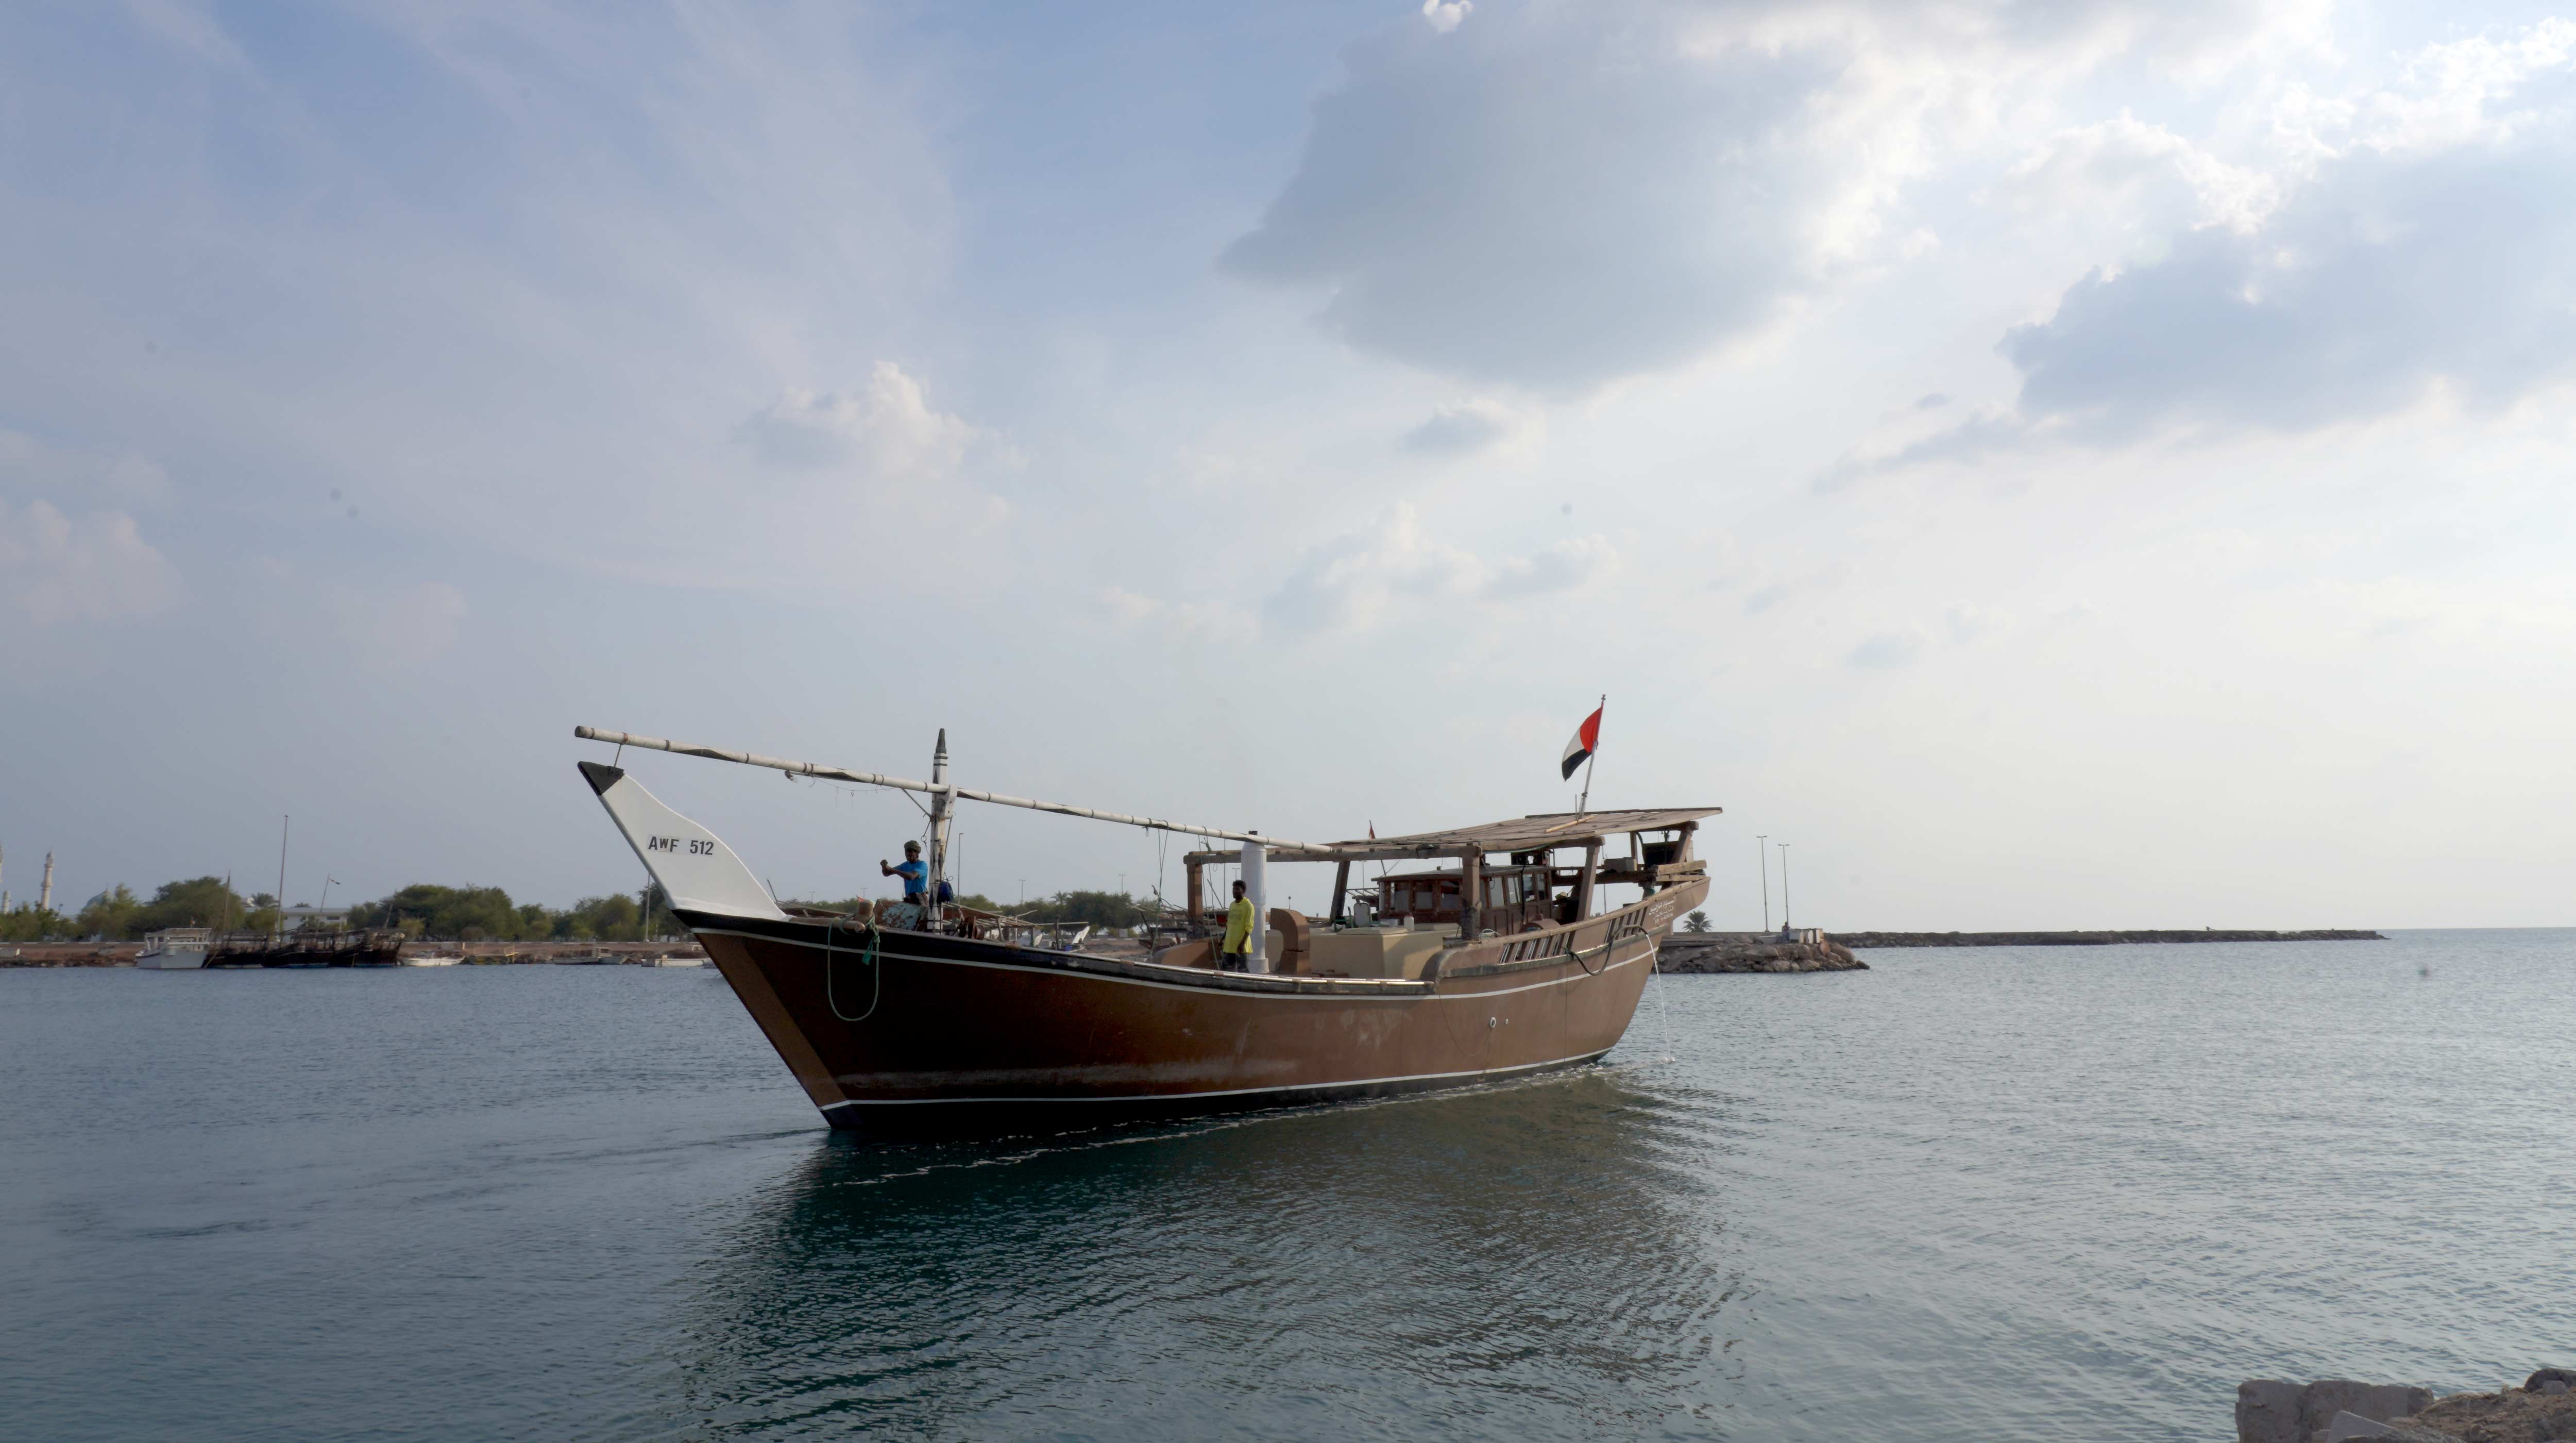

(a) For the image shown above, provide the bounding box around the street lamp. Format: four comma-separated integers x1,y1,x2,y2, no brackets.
1778,843,1792,932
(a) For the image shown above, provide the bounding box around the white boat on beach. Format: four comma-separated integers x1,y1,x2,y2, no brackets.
138,929,212,970
399,953,461,967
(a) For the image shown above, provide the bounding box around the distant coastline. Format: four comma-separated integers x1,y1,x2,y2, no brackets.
1834,928,2385,948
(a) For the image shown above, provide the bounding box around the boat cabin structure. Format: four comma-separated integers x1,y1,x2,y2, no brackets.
1181,810,1711,934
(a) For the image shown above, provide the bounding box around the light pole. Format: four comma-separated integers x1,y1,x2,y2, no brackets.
1756,834,1770,931
1778,843,1792,932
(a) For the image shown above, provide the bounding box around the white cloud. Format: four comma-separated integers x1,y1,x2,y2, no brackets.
1094,586,1260,644
0,429,173,507
1989,114,2281,234
736,361,978,478
1264,505,1620,634
1224,0,2329,393
1399,397,1543,460
1847,631,1925,669
1265,504,1481,634
1421,0,1471,36
1838,21,2576,476
0,500,179,626
1483,534,1619,599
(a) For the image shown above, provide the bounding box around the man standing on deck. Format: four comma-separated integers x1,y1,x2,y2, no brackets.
1220,879,1257,972
880,841,928,907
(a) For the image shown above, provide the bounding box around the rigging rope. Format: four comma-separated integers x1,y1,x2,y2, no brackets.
822,917,884,1023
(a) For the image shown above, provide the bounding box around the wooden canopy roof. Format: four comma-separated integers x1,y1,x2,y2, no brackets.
1185,808,1720,865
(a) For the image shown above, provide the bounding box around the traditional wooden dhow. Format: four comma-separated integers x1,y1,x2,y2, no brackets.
573,726,1714,1134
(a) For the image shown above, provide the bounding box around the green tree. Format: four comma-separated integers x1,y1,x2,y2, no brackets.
0,902,65,943
1684,910,1712,933
240,892,281,935
348,884,519,940
132,877,251,933
1024,890,1157,928
74,885,142,939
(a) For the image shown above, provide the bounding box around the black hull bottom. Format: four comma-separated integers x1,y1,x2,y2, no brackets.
811,1049,1615,1139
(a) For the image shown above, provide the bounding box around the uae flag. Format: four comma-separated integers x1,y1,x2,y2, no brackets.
1559,704,1603,780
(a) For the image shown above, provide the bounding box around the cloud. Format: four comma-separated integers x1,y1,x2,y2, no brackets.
0,429,173,506
1095,586,1260,644
1262,504,1621,635
1846,631,1925,669
0,500,179,626
1221,5,1858,393
1837,22,2576,477
1223,0,2327,393
1483,534,1619,599
736,362,978,477
1399,397,1543,459
1421,0,1472,35
1264,504,1481,634
1987,113,2280,234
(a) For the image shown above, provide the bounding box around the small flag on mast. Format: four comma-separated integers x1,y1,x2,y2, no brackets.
1560,704,1604,781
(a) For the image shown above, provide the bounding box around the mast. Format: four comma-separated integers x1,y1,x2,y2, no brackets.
1578,693,1604,816
927,729,953,910
274,816,291,941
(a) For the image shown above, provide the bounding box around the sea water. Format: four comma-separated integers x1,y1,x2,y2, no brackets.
2,929,2568,1441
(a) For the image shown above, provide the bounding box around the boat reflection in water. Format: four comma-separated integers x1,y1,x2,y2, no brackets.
667,1069,1742,1439
572,725,1716,1136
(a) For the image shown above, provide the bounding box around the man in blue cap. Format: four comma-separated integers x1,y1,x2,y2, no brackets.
880,841,928,904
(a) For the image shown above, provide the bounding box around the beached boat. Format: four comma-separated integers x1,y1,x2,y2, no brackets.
398,953,461,967
138,928,212,970
573,726,1713,1134
202,928,405,967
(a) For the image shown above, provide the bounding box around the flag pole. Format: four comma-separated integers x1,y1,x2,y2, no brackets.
1578,694,1604,816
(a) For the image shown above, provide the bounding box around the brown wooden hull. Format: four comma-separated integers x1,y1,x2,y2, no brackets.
678,877,1706,1135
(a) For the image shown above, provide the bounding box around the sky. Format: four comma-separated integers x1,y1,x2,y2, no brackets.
2,0,2571,930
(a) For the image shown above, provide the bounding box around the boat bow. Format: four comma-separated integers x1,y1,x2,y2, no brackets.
578,761,786,922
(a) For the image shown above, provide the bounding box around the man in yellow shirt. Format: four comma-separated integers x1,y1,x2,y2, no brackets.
1220,879,1257,971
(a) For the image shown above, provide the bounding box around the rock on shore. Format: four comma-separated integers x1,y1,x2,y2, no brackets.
2238,1370,2576,1442
1657,935,1867,974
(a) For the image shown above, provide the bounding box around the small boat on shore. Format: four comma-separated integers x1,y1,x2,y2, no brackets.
573,725,1713,1135
138,929,212,970
399,953,461,967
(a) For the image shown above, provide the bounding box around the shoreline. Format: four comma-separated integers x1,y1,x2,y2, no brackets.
1836,928,2385,948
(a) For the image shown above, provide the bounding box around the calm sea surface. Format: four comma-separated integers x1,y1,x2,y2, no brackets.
4,930,2569,1441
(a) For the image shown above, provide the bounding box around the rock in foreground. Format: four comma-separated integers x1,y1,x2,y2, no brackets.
2238,1371,2576,1442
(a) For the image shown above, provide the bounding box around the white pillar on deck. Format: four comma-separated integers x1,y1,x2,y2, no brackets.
1240,839,1268,974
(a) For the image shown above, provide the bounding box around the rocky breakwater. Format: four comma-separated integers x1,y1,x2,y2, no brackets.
1838,928,2384,948
1657,932,1867,974
2239,1369,2575,1442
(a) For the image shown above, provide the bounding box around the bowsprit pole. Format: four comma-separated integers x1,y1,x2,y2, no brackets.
1578,694,1604,816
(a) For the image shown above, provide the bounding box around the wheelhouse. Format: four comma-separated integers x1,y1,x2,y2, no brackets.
1375,865,1556,931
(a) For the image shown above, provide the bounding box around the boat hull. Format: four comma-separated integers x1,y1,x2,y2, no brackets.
680,876,1702,1135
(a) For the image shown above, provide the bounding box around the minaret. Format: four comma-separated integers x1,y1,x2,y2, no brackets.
41,851,55,912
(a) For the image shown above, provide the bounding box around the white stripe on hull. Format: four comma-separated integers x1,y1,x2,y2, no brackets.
815,1047,1617,1108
